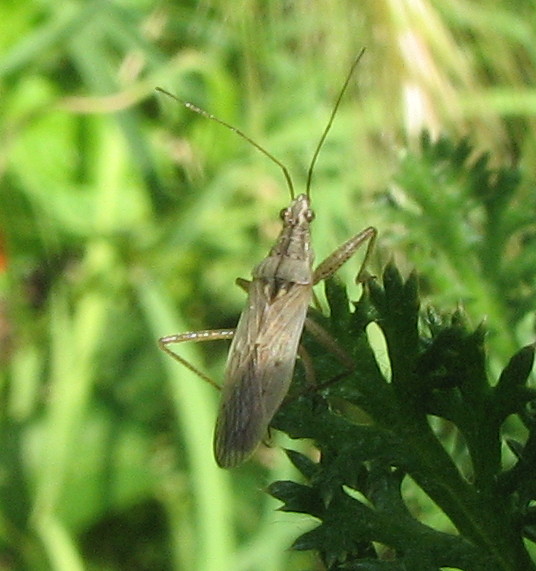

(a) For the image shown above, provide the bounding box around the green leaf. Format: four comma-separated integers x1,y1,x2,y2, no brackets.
270,262,536,570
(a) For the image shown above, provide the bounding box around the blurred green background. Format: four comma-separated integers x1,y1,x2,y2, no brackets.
1,1,536,569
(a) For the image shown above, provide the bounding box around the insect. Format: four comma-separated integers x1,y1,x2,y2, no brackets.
158,49,376,468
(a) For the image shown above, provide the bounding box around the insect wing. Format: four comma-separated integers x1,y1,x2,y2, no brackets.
213,279,312,468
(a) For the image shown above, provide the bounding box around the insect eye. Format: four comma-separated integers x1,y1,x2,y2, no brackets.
306,210,315,222
279,208,287,220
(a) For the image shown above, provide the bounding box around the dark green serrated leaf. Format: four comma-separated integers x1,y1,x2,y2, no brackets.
290,490,378,556
271,257,536,570
505,438,524,459
339,561,409,570
350,282,375,335
325,276,352,329
273,396,403,465
373,264,420,395
494,344,535,419
267,480,324,518
284,448,318,479
367,273,387,314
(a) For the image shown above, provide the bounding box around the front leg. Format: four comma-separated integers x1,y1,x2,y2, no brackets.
313,226,377,284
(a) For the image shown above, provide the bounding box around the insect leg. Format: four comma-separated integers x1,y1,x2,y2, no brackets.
297,344,317,386
235,277,250,292
304,316,354,370
283,319,353,408
158,329,234,390
159,277,249,393
313,226,377,285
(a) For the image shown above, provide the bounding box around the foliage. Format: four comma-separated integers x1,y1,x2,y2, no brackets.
386,133,535,359
270,265,536,570
1,0,536,570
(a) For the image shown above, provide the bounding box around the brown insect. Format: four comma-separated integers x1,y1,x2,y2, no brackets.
158,49,376,468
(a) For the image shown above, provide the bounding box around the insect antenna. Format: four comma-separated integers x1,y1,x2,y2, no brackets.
305,47,366,198
155,87,295,200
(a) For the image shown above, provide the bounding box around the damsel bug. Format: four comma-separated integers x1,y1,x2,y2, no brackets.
158,49,376,468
